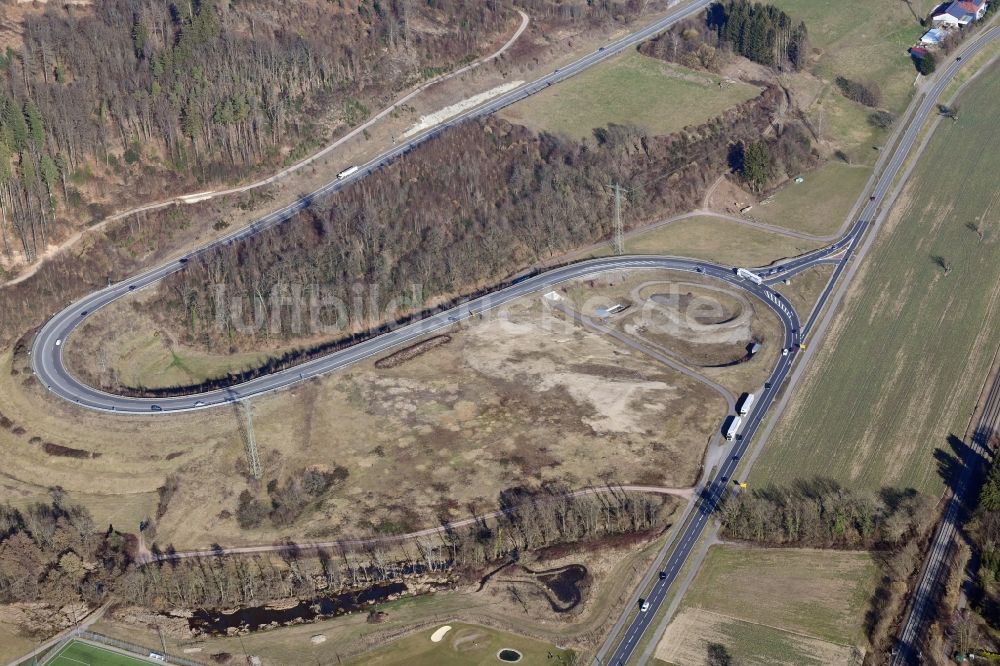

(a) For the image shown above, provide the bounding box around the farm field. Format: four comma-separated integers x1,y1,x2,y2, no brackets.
500,50,761,140
752,162,873,237
2,272,738,549
594,215,822,267
754,62,1000,494
656,545,878,665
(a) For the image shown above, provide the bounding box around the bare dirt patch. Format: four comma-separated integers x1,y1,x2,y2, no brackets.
557,269,784,394
375,335,452,369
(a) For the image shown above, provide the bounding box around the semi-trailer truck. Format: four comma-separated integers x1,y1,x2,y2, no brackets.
723,415,742,440
736,392,755,415
337,165,360,179
735,267,764,285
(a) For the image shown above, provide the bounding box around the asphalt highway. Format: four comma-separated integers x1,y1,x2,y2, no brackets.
33,257,798,413
32,0,721,413
595,24,1000,666
28,4,1000,664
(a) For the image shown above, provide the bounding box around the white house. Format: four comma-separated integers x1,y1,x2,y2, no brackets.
932,0,988,27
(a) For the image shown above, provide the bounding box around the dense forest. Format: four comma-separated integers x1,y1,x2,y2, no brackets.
969,448,1000,630
0,496,133,606
708,0,808,69
720,478,932,548
0,0,666,269
118,83,815,387
640,0,808,72
0,0,514,265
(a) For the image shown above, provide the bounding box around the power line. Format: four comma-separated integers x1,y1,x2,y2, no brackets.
240,400,262,479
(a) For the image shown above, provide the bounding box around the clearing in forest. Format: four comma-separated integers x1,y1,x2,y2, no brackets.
500,50,761,140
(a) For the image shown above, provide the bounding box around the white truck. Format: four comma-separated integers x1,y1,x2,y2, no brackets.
337,165,360,179
735,267,764,285
736,392,755,415
723,415,742,441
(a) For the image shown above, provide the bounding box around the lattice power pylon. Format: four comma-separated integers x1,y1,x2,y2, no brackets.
240,400,262,479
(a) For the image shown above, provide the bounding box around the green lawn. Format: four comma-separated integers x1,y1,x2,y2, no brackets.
593,215,821,267
347,622,575,665
753,162,873,237
47,641,156,666
501,50,761,140
754,62,1000,494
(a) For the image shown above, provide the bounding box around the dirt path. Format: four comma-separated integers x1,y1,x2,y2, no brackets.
146,484,694,565
1,10,530,289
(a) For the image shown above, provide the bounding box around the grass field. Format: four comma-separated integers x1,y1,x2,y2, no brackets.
593,215,822,267
754,62,1000,494
772,0,934,112
753,163,873,237
658,609,858,666
657,545,878,664
348,623,574,665
501,50,761,140
2,279,714,549
774,263,835,324
48,640,154,666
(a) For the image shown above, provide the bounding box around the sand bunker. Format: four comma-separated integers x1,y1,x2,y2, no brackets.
431,625,452,642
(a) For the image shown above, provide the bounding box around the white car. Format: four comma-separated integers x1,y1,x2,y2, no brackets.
781,348,789,356
55,339,62,347
640,600,650,612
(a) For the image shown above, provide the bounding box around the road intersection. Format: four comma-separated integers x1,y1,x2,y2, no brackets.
26,4,1000,664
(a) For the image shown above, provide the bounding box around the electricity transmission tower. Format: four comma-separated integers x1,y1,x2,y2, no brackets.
239,400,262,479
608,182,629,256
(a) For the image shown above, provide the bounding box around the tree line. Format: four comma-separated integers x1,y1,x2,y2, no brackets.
116,83,815,388
720,477,932,548
123,486,673,610
0,0,512,264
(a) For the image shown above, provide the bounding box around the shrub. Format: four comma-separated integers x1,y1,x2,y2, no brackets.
235,490,267,529
835,76,882,108
918,52,937,75
868,110,895,130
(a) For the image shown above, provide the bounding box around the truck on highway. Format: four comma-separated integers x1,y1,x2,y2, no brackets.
723,415,742,440
337,165,360,179
736,392,755,415
735,267,764,285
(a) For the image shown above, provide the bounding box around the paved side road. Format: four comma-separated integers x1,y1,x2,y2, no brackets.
593,23,1000,666
33,257,799,413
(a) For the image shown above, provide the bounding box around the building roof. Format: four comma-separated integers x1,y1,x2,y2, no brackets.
946,2,975,18
909,46,929,57
921,27,947,43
